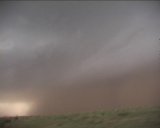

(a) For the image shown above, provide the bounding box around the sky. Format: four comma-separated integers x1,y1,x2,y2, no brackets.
0,1,160,116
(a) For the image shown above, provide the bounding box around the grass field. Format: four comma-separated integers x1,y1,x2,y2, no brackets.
1,107,160,128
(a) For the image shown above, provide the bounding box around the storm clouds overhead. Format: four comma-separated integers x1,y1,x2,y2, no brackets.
0,1,160,116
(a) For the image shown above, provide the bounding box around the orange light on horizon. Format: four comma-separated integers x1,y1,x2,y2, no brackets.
0,102,32,117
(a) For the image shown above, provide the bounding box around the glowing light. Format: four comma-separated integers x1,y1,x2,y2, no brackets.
0,102,31,116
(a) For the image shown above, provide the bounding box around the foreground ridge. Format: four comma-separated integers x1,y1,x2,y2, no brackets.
1,107,160,128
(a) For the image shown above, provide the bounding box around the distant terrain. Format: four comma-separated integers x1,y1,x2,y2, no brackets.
1,107,160,128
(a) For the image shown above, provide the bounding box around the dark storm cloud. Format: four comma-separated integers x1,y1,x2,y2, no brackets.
0,1,160,115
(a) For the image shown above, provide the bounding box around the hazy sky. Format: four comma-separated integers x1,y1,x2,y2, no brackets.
0,1,160,116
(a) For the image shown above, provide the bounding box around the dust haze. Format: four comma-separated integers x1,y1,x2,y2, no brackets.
0,1,160,116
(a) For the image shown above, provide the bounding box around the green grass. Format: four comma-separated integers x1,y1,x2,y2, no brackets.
1,107,160,128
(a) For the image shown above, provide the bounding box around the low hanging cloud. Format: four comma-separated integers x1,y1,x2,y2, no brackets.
0,1,160,116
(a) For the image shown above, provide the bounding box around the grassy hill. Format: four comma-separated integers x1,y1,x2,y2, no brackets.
1,107,160,128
